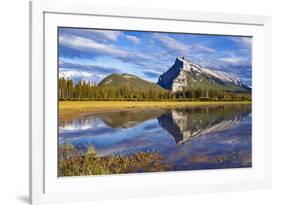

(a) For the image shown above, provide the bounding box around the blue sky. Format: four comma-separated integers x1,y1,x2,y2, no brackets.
59,27,252,86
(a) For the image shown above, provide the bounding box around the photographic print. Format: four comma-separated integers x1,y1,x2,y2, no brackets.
58,27,252,177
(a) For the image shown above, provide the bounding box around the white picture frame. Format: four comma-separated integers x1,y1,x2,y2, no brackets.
30,1,272,204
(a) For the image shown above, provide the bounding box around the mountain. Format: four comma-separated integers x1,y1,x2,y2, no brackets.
98,73,166,92
157,57,251,93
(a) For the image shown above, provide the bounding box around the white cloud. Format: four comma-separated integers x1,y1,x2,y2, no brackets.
228,36,252,49
59,69,93,78
219,57,241,64
218,56,250,66
153,33,215,56
84,29,122,41
192,53,251,73
125,35,141,44
59,69,102,83
59,35,128,57
60,34,153,62
238,37,252,49
153,33,190,54
194,44,216,53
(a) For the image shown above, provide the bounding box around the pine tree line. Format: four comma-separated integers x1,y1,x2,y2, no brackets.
58,78,251,101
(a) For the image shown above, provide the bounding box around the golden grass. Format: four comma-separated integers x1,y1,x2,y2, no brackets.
58,144,170,176
60,100,251,112
59,100,251,122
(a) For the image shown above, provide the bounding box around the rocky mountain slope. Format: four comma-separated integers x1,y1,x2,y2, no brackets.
157,57,251,93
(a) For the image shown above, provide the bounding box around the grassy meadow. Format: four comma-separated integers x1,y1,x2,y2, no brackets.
59,100,252,122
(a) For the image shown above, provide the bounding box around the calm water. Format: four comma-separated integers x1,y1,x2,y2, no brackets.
59,104,252,171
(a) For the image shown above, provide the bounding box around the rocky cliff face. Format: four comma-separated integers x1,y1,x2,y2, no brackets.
157,57,251,92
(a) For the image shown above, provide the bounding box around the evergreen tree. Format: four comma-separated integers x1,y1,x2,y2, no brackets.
58,78,251,101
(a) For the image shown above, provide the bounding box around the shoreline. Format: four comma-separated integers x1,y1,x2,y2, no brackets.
59,100,251,122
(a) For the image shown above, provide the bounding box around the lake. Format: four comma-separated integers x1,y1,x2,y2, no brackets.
59,104,252,172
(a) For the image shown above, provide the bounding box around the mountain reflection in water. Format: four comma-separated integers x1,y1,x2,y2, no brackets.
158,106,250,144
59,104,252,170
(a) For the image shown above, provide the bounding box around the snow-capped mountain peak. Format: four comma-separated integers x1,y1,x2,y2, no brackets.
157,57,251,92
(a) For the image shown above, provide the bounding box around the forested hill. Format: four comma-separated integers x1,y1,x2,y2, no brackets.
98,73,166,93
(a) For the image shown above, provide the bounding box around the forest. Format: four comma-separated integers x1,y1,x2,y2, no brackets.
58,78,251,101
